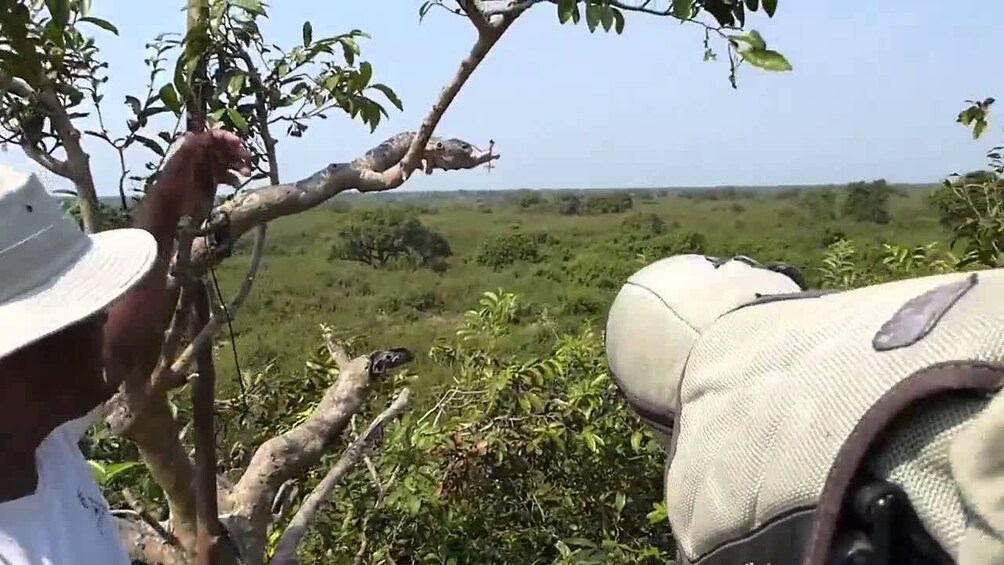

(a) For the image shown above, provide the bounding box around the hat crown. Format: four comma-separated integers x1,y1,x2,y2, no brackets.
0,166,90,304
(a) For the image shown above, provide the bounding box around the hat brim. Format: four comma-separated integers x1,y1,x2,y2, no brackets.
0,227,158,360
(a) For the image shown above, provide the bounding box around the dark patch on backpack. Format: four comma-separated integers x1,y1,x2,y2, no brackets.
873,273,978,352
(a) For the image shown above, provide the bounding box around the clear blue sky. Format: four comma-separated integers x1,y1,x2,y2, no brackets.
4,0,1004,195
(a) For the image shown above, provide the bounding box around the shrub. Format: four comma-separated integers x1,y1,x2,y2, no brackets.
304,291,673,563
555,193,583,216
583,192,633,214
476,232,545,270
621,212,667,236
333,207,453,269
842,179,891,224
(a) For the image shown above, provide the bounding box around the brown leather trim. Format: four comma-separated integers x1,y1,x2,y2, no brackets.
803,361,1004,565
685,507,815,564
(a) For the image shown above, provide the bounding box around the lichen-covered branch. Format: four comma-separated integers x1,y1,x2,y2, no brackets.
269,388,412,565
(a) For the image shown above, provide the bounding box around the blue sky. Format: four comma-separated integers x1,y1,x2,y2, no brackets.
4,1,1004,195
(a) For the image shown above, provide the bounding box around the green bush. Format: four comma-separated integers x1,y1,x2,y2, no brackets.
583,193,633,214
333,207,453,270
303,291,672,563
842,179,891,224
476,232,546,270
621,212,667,236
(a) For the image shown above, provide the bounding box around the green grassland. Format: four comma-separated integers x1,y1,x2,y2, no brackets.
207,182,950,393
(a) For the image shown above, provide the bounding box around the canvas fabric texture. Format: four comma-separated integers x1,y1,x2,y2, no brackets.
605,255,1004,564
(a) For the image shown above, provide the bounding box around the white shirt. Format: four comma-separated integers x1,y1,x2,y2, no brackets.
0,407,130,564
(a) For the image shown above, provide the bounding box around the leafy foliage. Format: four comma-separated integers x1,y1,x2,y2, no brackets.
818,238,960,289
621,212,667,236
476,232,547,270
333,207,453,270
0,0,403,205
295,291,673,563
583,192,634,215
842,179,892,224
928,127,1004,268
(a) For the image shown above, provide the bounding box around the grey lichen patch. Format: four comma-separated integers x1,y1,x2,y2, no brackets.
873,273,979,352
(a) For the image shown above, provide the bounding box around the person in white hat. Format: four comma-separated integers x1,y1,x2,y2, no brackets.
0,129,251,563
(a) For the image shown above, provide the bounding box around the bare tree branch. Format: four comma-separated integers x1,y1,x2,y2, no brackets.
0,69,102,232
269,389,412,565
21,141,71,177
157,222,267,391
191,283,241,565
114,511,190,565
227,353,375,550
108,391,200,548
458,0,492,33
120,487,183,549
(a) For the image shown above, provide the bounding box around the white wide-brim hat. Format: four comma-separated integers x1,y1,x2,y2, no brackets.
0,166,158,360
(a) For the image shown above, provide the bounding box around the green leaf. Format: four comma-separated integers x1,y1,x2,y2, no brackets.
87,460,107,485
745,0,759,10
358,61,373,89
732,30,766,50
974,119,987,140
230,0,265,16
557,0,576,24
630,430,644,452
158,84,183,115
227,107,249,133
614,492,626,513
762,0,777,16
646,502,668,524
302,21,313,47
227,72,247,96
102,461,140,482
740,48,792,72
585,3,599,32
132,135,165,156
419,1,435,22
599,5,614,32
611,7,625,34
673,0,693,19
77,16,119,35
123,95,141,116
44,0,70,29
371,83,403,111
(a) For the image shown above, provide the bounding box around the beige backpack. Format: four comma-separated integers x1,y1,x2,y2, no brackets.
605,254,1004,565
